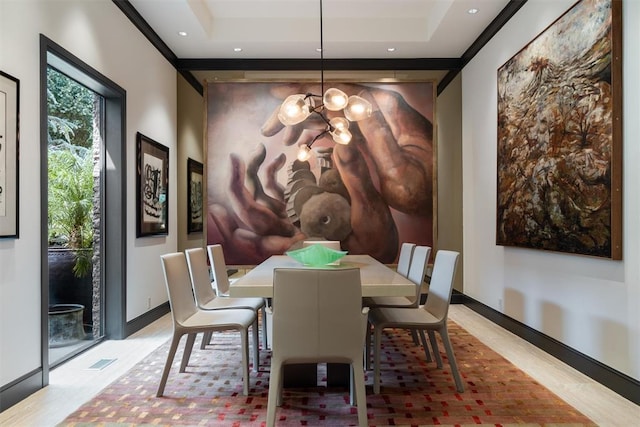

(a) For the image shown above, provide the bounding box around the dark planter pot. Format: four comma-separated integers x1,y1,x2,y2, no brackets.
48,248,93,327
48,304,85,347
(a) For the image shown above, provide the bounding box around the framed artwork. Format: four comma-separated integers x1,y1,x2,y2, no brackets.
0,71,19,238
496,0,622,259
187,158,204,233
136,132,169,237
205,81,435,266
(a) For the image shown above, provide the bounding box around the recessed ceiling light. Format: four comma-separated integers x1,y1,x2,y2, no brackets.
316,48,322,53
387,47,396,52
467,8,479,14
178,31,188,36
233,47,243,52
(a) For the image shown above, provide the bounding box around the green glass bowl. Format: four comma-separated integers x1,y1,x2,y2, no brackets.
286,244,348,266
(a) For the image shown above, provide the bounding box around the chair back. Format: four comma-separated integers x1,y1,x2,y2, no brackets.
185,247,216,307
302,240,341,250
406,245,431,304
207,244,232,296
422,250,459,321
396,242,416,277
160,252,198,325
271,268,365,362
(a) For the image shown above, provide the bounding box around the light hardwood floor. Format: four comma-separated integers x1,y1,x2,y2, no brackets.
1,305,638,426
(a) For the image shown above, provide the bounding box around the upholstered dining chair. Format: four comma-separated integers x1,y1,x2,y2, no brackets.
185,247,261,369
396,242,416,277
266,268,369,427
207,244,268,349
363,245,432,368
369,250,464,394
158,252,256,397
364,245,430,309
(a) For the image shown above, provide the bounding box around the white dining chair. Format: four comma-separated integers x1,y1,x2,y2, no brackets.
363,245,432,368
364,245,430,309
158,252,256,397
266,267,369,427
369,250,464,394
396,242,416,277
185,247,261,369
207,244,268,349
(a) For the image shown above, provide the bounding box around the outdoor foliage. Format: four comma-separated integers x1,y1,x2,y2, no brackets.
47,67,97,277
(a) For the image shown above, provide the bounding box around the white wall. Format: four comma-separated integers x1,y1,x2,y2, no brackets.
177,75,205,252
0,0,177,386
461,0,639,380
436,74,464,291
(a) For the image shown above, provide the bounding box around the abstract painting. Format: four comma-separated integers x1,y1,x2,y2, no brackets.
496,0,622,259
0,71,19,238
136,132,169,237
187,158,203,233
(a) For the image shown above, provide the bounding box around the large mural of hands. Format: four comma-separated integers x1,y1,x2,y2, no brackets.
206,81,434,265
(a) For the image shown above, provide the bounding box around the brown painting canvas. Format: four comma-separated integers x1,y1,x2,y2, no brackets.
496,0,622,259
206,81,435,266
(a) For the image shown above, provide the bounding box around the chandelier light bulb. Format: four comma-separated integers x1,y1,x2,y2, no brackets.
278,94,312,126
329,116,349,130
297,144,313,161
343,95,373,122
323,88,348,111
275,1,370,151
331,127,352,145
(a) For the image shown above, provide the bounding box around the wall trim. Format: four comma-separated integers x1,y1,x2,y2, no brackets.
0,303,169,413
0,369,43,412
124,302,170,337
460,293,640,406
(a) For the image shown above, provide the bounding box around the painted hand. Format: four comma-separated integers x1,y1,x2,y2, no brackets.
208,143,306,264
260,83,433,216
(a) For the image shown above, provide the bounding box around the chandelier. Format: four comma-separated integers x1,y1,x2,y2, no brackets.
277,0,373,161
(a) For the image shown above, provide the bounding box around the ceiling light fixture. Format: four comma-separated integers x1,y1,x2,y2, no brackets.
467,8,479,14
233,47,243,52
277,0,373,161
387,47,396,52
178,31,188,36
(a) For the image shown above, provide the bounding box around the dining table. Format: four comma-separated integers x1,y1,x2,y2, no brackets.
229,254,416,299
229,254,417,388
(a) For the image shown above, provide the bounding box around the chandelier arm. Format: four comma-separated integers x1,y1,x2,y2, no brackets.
312,110,333,130
308,129,330,148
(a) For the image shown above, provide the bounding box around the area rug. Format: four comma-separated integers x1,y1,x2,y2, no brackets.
59,321,595,426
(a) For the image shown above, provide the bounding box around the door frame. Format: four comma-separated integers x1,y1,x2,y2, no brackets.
40,35,127,384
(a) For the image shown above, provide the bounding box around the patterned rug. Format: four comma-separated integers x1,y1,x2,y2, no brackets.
59,321,595,426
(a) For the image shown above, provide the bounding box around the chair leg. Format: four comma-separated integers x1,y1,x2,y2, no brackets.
266,360,282,427
439,327,464,392
276,363,283,407
156,332,181,397
352,361,368,427
241,328,250,396
410,329,420,345
179,333,197,372
349,363,355,405
428,330,443,368
252,317,260,372
261,305,268,350
200,331,212,349
418,330,432,363
373,327,383,394
364,321,372,371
